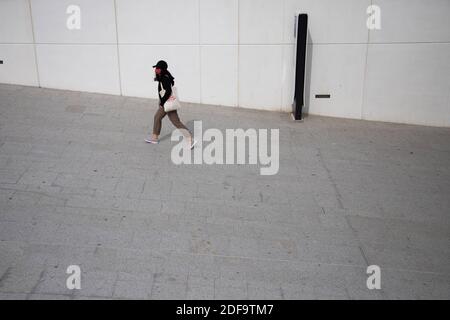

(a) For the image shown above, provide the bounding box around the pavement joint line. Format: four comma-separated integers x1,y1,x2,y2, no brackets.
0,186,67,201
25,269,46,300
0,267,12,288
343,214,371,267
316,147,345,210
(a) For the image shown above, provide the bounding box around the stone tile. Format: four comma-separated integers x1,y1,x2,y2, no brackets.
17,170,59,186
214,285,248,300
380,269,450,300
0,293,28,300
113,279,153,299
72,271,117,298
151,283,187,300
0,169,26,184
361,241,450,274
27,293,74,300
295,240,367,266
159,231,192,253
248,285,283,300
0,264,46,294
114,177,146,198
228,236,260,258
187,285,215,299
190,234,231,256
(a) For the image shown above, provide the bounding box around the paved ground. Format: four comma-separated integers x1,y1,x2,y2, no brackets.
0,83,449,300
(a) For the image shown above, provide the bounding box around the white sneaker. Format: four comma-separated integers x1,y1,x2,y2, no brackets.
145,138,159,144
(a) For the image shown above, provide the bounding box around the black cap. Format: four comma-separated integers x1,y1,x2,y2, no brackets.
153,60,168,69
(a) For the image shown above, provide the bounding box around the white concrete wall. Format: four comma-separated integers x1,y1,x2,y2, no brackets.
363,0,450,127
0,0,449,127
0,0,38,86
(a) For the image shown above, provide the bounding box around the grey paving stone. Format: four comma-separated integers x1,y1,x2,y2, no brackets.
54,222,133,249
159,231,192,253
113,250,165,275
214,285,248,300
151,282,187,300
32,269,73,296
0,263,46,294
0,292,28,300
5,190,42,207
228,236,260,258
380,269,450,300
0,168,26,184
248,285,284,300
114,177,146,198
187,285,215,299
128,228,162,251
26,293,73,300
281,287,317,299
188,255,221,279
214,277,247,290
71,270,117,298
361,241,450,274
136,199,162,213
295,240,367,266
17,170,59,187
88,176,119,195
0,142,32,156
256,238,299,261
187,274,216,288
0,84,449,299
190,234,231,256
53,173,90,189
113,279,153,299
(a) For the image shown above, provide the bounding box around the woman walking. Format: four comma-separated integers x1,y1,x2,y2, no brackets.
145,60,196,148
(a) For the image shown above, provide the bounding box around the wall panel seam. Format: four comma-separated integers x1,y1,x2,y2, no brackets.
360,0,373,121
113,0,123,96
280,0,285,112
27,0,41,87
237,0,240,108
198,0,202,104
